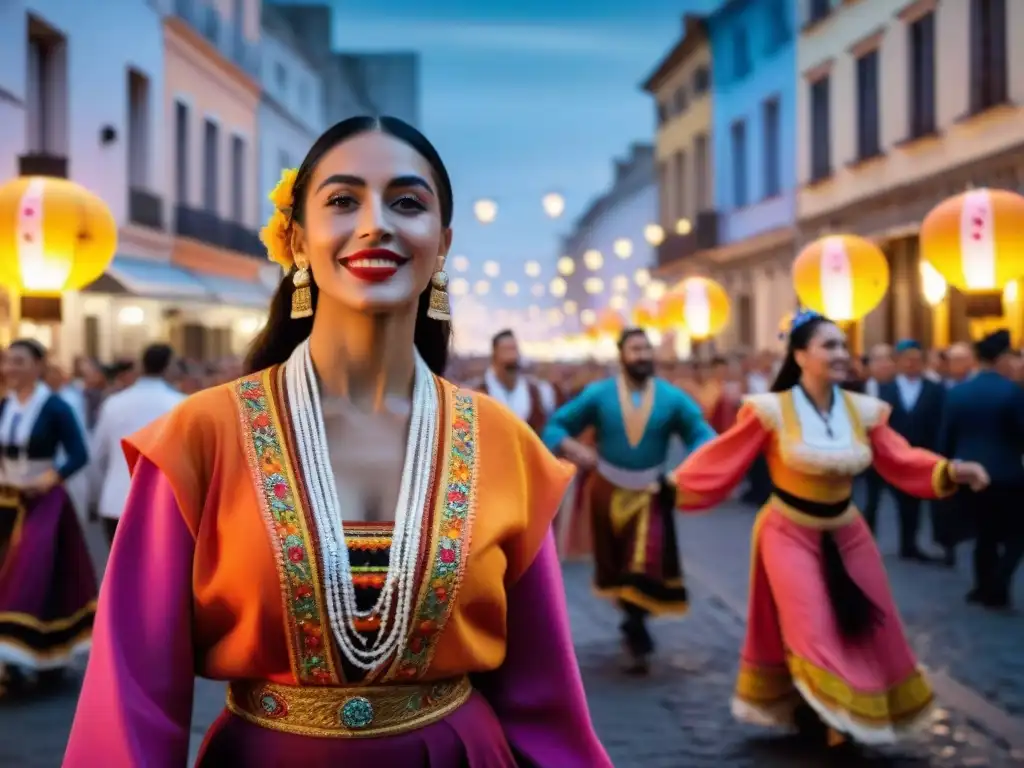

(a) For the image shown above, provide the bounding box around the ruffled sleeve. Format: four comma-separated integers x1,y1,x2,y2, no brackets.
673,400,772,511
868,405,955,499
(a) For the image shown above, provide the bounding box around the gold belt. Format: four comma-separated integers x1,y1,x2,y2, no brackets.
226,675,473,738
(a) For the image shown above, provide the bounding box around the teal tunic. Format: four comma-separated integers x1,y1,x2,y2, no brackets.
542,377,716,470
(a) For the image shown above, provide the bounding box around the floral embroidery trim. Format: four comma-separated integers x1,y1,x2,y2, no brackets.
386,388,478,681
234,369,339,685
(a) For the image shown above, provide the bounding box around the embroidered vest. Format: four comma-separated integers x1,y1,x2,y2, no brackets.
478,377,547,434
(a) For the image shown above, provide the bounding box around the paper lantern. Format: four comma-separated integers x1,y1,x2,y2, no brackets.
631,299,661,329
920,188,1024,292
660,276,730,340
0,176,117,295
792,235,889,323
595,308,625,337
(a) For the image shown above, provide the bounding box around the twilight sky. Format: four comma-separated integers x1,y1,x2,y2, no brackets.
321,0,712,311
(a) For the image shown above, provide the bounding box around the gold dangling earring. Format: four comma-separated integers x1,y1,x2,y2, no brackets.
290,261,313,319
427,268,450,321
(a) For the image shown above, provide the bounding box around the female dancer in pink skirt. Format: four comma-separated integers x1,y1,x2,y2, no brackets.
674,311,989,746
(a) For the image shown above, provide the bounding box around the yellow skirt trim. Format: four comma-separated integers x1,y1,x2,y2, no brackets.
736,654,934,727
593,584,689,617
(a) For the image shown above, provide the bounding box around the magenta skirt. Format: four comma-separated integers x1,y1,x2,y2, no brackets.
197,690,518,767
0,486,97,670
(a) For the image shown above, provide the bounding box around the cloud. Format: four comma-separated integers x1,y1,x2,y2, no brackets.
335,19,655,60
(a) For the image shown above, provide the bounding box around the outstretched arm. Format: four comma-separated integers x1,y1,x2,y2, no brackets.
542,384,599,454
673,403,771,511
670,386,717,451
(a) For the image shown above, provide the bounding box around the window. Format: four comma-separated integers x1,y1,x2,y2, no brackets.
969,0,1007,112
673,151,687,221
855,50,881,159
762,97,781,197
732,28,751,79
810,77,831,181
731,120,747,208
656,101,667,125
807,0,831,25
908,12,936,137
693,66,710,94
230,135,245,222
694,133,709,210
127,69,150,188
174,101,189,203
673,86,688,115
203,119,219,212
765,0,789,52
25,17,68,155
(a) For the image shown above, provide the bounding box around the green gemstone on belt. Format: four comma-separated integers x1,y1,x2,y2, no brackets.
340,696,374,728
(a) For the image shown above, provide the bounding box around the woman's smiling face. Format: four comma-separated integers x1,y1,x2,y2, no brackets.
292,130,452,314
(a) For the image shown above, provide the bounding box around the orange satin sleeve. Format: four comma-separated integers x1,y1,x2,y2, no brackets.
869,418,956,500
429,392,576,677
121,384,233,538
674,402,771,511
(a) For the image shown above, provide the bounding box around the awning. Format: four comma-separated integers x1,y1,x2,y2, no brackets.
193,272,273,308
103,255,211,299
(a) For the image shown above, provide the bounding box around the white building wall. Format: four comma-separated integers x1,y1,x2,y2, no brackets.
0,0,166,225
564,182,658,330
258,30,325,224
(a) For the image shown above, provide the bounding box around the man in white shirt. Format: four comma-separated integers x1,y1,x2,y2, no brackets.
476,330,556,433
89,343,185,545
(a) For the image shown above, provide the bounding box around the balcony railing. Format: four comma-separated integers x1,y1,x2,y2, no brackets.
656,210,720,267
128,188,164,231
18,153,68,178
172,0,260,77
174,205,264,258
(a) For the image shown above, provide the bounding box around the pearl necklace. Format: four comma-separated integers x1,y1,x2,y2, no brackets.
285,340,437,670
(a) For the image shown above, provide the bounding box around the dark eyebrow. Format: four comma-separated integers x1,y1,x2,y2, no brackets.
315,174,434,195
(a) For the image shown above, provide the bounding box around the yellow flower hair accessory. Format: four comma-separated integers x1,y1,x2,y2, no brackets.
260,168,299,270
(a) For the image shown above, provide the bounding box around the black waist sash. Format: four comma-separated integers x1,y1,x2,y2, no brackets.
770,486,880,639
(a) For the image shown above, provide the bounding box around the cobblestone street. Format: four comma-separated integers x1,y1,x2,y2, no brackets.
1,499,1022,766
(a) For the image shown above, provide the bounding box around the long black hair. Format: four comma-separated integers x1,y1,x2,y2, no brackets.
770,313,832,392
245,116,454,376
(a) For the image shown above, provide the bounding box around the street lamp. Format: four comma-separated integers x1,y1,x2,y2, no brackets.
473,279,490,295
634,268,651,286
524,260,541,277
557,256,575,276
584,277,604,295
583,249,603,270
450,254,469,272
542,192,565,219
503,281,519,296
675,218,692,235
643,223,665,246
613,238,633,259
450,277,469,296
483,260,500,278
473,199,498,224
549,277,567,297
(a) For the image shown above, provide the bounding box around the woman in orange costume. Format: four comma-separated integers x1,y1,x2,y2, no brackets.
64,117,610,767
674,311,989,747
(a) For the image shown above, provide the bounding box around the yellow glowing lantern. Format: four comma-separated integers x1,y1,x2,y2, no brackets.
0,176,117,295
632,299,662,330
792,235,889,323
920,188,1024,292
660,276,730,340
595,308,625,337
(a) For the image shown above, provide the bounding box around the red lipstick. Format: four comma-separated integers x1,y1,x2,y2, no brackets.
339,248,409,283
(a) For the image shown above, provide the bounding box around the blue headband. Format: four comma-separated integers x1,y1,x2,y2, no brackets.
778,308,823,342
895,339,922,353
